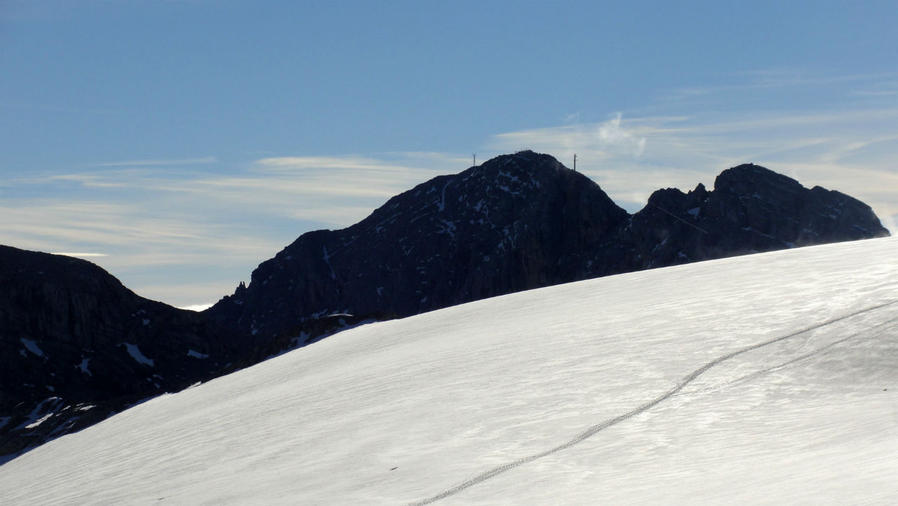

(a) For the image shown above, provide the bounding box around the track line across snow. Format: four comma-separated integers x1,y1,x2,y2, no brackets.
410,299,898,505
698,315,898,396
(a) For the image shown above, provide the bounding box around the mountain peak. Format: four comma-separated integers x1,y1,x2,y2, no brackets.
208,151,629,341
713,162,802,194
484,149,565,167
461,150,574,187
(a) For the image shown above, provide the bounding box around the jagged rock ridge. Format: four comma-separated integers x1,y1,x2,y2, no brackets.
208,152,889,346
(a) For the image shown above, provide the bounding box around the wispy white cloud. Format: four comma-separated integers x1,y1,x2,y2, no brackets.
37,173,132,188
128,154,458,227
851,88,898,97
663,70,898,102
563,112,581,124
90,156,217,167
489,106,898,224
254,155,398,171
2,152,469,306
730,69,893,88
239,155,449,202
491,113,649,165
849,79,898,98
0,197,289,306
51,252,108,258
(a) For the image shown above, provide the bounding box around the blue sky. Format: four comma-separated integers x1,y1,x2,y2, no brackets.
2,0,897,307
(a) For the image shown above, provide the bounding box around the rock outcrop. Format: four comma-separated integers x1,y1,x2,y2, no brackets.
0,246,242,461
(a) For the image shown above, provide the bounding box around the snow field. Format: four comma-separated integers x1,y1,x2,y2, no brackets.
1,236,897,505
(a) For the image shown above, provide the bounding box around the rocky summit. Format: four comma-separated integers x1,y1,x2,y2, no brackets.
614,163,890,271
206,151,632,351
0,151,889,462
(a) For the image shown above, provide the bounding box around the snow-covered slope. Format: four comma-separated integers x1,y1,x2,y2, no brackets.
2,237,898,505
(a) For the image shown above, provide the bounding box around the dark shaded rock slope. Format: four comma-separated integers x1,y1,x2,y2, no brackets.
614,163,889,270
208,151,631,349
208,151,889,348
0,246,242,462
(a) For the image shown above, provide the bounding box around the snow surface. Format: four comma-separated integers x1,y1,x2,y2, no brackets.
179,303,214,312
23,413,53,430
78,357,92,376
19,338,44,357
187,349,210,359
2,237,898,505
122,343,154,367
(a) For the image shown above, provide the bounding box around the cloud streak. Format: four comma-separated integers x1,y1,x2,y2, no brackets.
492,113,649,162
489,105,898,224
51,252,108,258
90,156,218,167
662,70,898,104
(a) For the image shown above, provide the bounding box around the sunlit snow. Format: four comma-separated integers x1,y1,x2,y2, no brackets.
23,414,52,430
1,237,897,505
179,303,214,312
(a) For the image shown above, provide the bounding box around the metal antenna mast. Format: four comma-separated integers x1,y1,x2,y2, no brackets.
573,153,577,171
473,153,476,166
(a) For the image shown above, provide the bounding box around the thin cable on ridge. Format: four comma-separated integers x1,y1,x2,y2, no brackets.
649,203,709,235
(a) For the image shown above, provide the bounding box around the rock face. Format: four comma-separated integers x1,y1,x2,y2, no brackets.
620,163,889,268
207,152,889,347
0,246,242,462
207,151,631,344
1,151,889,463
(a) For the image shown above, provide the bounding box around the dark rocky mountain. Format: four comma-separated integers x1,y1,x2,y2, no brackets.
207,151,632,347
207,151,889,347
618,163,889,269
0,246,243,462
1,150,889,463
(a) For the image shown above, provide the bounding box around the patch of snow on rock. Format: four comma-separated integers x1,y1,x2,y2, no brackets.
123,343,155,367
25,413,53,430
187,350,209,359
20,338,45,357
